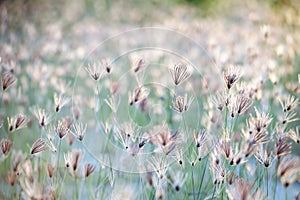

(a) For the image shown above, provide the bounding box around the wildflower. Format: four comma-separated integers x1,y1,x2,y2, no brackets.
247,107,272,133
235,94,252,115
7,171,16,186
64,152,72,168
149,125,181,148
46,163,55,178
194,129,208,148
289,127,300,144
129,86,149,106
54,93,70,112
56,120,70,139
11,150,26,173
211,148,222,165
170,170,187,192
72,106,81,120
84,163,96,177
275,134,291,158
277,155,300,187
13,114,27,130
211,91,231,111
227,179,262,200
72,122,87,141
242,141,258,158
85,62,101,81
101,58,112,73
210,162,226,184
172,94,193,113
281,110,299,125
65,149,83,172
170,62,190,86
254,145,274,168
280,95,299,113
7,117,14,132
223,65,241,89
217,139,232,160
46,127,57,152
1,139,13,156
30,138,48,155
33,107,51,127
2,71,16,91
149,156,168,179
132,56,147,73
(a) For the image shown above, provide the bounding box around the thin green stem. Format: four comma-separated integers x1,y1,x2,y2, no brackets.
197,156,208,200
212,185,216,199
75,176,79,200
265,168,268,199
273,158,280,200
191,167,196,200
56,139,62,185
57,169,67,199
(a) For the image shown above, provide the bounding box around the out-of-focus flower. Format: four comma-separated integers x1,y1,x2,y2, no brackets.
84,163,96,177
170,62,190,86
85,62,101,81
277,155,300,187
72,122,87,141
54,93,70,112
1,139,13,156
30,138,48,155
2,71,16,91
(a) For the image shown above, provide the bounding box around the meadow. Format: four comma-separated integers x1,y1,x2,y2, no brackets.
0,0,299,199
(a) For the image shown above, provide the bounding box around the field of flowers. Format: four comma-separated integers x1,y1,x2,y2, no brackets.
0,0,300,199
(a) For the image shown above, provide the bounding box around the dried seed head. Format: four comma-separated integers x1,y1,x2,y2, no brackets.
33,107,51,127
277,155,300,187
56,121,68,139
65,149,84,172
2,71,16,91
101,58,112,73
84,163,96,177
289,127,300,144
254,145,274,168
30,138,48,155
194,129,208,148
85,62,101,81
223,65,241,90
280,95,299,113
129,86,149,106
275,135,291,158
7,171,16,186
172,94,193,113
14,114,27,130
72,122,87,141
1,139,13,156
170,62,191,86
11,150,26,173
54,93,70,112
132,56,147,73
46,163,55,178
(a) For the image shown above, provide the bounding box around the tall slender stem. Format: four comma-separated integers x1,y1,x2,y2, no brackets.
191,167,196,200
197,156,208,200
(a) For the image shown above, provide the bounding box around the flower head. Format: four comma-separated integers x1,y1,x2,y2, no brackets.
170,62,190,86
223,65,241,89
